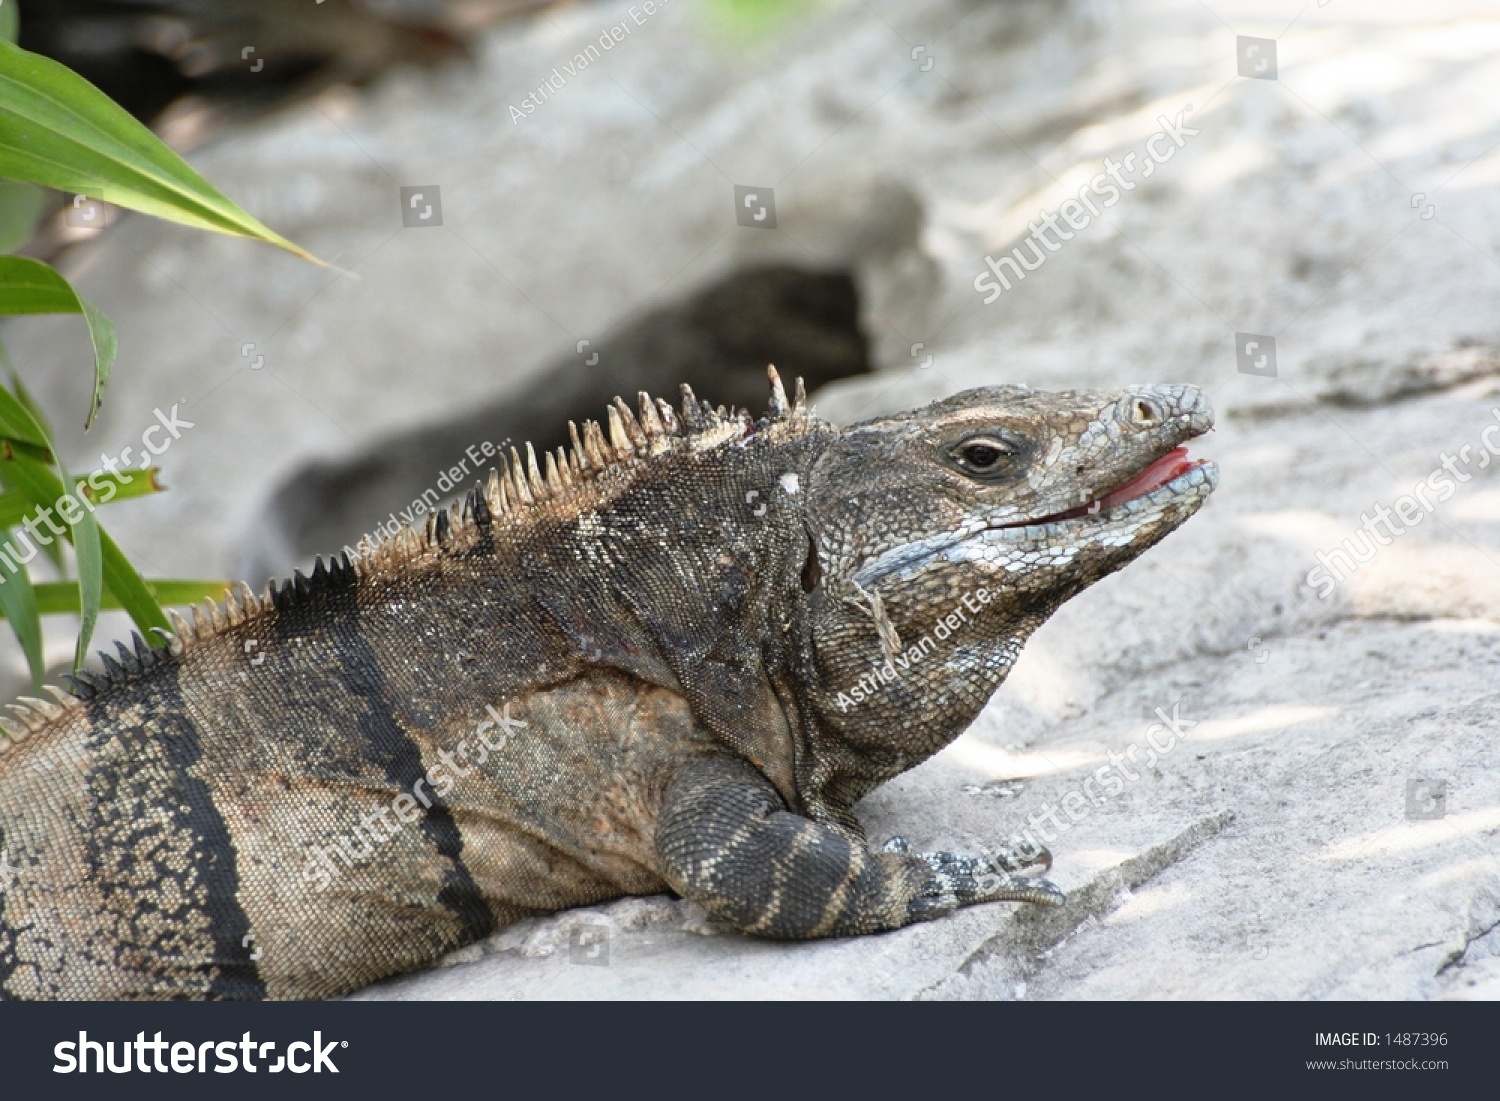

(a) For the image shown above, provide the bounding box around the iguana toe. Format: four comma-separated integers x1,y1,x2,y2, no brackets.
986,838,1053,874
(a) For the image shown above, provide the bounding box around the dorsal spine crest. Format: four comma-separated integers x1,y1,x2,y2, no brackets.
0,376,812,738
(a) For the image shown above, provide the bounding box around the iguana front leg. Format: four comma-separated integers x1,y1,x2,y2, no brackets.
656,759,1063,938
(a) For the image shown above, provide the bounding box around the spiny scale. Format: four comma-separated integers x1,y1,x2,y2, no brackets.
607,404,634,457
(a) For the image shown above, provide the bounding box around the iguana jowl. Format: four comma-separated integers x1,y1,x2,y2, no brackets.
0,371,1216,999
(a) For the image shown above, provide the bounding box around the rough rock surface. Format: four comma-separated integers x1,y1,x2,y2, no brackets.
3,0,1497,999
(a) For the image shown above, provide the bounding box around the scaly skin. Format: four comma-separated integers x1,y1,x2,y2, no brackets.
0,372,1216,998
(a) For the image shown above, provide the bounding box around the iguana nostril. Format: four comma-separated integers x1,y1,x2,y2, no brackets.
1132,397,1164,426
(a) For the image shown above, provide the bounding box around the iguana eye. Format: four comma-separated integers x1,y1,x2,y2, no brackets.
952,437,1015,476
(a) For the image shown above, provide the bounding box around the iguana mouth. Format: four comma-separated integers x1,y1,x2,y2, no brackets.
851,446,1216,588
1001,446,1211,528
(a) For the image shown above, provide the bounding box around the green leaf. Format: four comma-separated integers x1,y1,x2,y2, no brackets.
96,525,170,640
9,365,43,419
78,466,161,506
0,179,43,250
0,38,321,264
4,578,229,618
0,466,160,529
3,370,64,571
0,256,116,426
0,392,161,526
7,365,58,447
0,446,100,665
60,457,102,669
703,0,818,40
0,526,44,688
0,358,52,450
0,447,170,644
0,2,16,46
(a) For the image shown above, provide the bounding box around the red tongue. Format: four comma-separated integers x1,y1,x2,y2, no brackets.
1095,447,1196,511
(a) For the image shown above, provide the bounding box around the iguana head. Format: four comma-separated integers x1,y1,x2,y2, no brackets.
808,383,1216,595
799,383,1216,795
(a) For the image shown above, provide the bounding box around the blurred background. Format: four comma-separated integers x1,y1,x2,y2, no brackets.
3,0,1498,999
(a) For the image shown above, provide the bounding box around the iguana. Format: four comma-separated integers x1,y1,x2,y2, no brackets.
0,370,1216,1000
